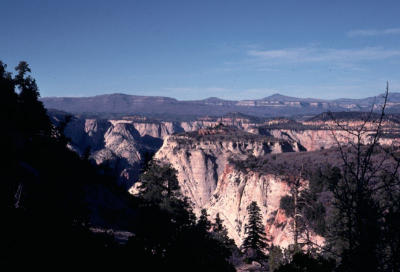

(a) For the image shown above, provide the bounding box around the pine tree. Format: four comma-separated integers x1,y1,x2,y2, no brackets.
197,208,211,232
212,213,236,250
137,160,194,228
14,61,51,137
242,201,269,261
213,213,225,233
139,160,181,204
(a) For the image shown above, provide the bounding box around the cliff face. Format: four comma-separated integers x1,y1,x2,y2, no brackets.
152,128,319,246
154,131,293,208
206,165,291,245
267,129,344,151
64,119,170,187
206,165,324,247
62,115,400,190
61,115,398,248
154,136,323,247
267,128,400,151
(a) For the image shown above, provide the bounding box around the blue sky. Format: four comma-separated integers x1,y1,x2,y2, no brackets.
1,0,400,100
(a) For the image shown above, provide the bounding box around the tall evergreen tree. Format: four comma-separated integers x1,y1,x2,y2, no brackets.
242,201,269,261
14,61,51,137
197,208,212,232
213,213,226,233
139,160,180,203
212,213,236,252
130,161,234,271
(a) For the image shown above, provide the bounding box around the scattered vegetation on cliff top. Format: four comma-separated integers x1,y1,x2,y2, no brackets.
174,124,279,144
228,149,342,176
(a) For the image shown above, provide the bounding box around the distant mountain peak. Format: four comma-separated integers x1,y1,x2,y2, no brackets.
269,93,288,98
203,97,227,102
94,93,130,98
262,93,298,101
41,91,400,119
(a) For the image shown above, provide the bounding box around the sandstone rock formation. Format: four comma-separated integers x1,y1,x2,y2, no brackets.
153,128,323,247
61,114,400,188
59,113,398,248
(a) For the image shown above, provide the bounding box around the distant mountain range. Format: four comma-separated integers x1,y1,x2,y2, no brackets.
41,92,400,119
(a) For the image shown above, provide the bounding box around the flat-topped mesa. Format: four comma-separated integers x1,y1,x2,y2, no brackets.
162,125,303,154
197,124,235,136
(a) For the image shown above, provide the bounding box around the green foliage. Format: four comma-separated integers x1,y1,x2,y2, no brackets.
139,160,180,203
302,201,326,236
281,166,341,238
303,166,341,236
283,244,303,263
242,201,269,261
269,245,285,272
308,166,341,195
280,195,295,217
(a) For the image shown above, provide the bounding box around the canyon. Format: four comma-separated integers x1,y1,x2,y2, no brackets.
55,111,400,248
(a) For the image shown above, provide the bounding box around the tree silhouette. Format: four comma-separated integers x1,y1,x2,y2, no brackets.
242,201,269,262
1,60,236,270
139,160,181,203
15,61,51,137
276,252,335,272
211,213,237,253
213,213,225,232
129,161,234,271
314,83,400,271
197,208,212,232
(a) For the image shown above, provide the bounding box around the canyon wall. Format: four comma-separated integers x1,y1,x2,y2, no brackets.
153,129,323,247
62,116,399,187
61,115,398,248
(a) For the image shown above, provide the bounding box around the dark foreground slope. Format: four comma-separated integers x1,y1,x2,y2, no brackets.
1,62,237,270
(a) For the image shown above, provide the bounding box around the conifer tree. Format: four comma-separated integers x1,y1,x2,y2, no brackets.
242,201,269,261
197,208,211,232
139,160,181,204
212,213,236,250
213,213,225,233
14,61,51,137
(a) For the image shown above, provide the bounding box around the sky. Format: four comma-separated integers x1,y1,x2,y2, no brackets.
1,0,400,100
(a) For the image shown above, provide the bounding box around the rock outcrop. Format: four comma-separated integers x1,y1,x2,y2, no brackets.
154,135,285,208
61,114,400,188
153,127,318,246
205,165,322,247
64,118,169,187
59,113,398,248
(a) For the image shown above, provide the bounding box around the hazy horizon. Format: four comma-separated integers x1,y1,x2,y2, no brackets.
41,90,393,102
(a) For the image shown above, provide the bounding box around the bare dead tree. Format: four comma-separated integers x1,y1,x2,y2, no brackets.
274,163,315,251
321,82,400,271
